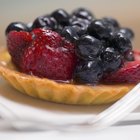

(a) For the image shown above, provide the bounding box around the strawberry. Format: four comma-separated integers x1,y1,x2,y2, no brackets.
134,50,140,61
20,29,77,80
102,51,140,83
7,31,32,68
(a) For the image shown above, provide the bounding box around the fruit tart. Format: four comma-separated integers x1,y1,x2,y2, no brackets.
0,8,139,105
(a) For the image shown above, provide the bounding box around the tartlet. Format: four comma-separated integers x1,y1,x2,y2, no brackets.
0,8,138,105
0,48,134,105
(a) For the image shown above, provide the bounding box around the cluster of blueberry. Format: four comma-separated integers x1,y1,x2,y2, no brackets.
5,8,134,84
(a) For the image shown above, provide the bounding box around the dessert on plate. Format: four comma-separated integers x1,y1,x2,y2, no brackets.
0,8,139,105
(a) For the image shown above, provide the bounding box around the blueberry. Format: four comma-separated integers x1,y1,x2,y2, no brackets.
88,19,114,39
61,26,79,43
73,60,103,84
112,32,132,54
32,16,46,28
102,17,120,28
101,39,112,49
32,16,57,30
70,18,90,35
5,22,29,35
51,9,70,26
72,8,94,21
76,35,103,60
55,24,63,34
124,50,134,61
101,47,123,72
27,23,33,32
119,28,134,40
48,17,58,30
70,16,91,25
70,25,82,35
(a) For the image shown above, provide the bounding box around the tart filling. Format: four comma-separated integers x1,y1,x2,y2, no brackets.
0,8,139,105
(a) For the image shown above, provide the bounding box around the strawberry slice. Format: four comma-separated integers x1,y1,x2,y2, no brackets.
102,51,140,83
7,29,77,81
20,29,77,80
7,31,32,68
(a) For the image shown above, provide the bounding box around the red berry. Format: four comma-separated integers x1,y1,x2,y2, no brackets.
20,29,77,80
102,51,140,83
7,31,32,68
134,50,140,61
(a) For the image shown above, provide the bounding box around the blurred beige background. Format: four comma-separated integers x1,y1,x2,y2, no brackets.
0,0,140,49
